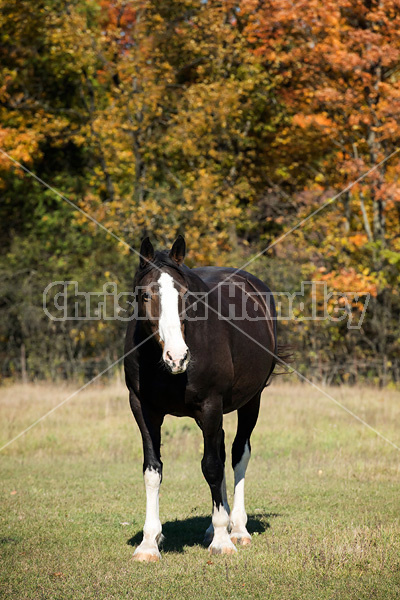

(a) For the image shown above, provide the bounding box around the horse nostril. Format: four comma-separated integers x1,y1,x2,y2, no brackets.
166,351,173,361
179,352,189,367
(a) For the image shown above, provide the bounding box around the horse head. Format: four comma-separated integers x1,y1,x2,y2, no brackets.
135,235,190,374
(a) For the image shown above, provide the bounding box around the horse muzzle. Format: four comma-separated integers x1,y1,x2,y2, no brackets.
164,349,190,374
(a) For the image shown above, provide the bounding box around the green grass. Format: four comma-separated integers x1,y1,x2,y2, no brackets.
1,382,400,599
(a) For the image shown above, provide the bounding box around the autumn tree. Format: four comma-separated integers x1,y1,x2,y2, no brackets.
1,0,400,384
246,0,400,383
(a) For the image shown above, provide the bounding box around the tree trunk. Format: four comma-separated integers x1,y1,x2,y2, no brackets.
20,343,28,384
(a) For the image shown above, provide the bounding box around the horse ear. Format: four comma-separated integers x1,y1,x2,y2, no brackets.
139,237,154,268
169,235,186,266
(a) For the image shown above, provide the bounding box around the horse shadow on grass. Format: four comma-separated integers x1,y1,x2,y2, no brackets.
127,512,280,553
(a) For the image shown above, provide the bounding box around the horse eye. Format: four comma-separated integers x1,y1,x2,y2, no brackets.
142,293,151,302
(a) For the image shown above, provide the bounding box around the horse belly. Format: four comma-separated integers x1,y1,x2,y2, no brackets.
224,326,274,412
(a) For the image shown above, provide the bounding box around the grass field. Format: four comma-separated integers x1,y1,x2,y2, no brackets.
1,381,400,600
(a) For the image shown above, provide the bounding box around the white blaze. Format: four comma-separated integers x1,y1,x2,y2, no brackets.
158,272,188,363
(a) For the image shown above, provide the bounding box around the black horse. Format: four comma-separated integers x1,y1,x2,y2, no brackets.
124,236,279,561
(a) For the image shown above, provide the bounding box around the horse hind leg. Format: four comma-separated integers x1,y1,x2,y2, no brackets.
230,393,261,546
230,442,251,546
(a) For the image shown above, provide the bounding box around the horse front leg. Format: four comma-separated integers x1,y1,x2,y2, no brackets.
198,408,237,555
129,390,164,562
203,428,230,545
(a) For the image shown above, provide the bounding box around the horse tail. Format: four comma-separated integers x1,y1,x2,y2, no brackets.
276,344,294,367
264,344,294,387
273,344,295,376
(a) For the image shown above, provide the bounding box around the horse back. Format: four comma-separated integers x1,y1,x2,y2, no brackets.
192,266,277,404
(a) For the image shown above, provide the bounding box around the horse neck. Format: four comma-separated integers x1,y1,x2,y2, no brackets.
183,270,223,341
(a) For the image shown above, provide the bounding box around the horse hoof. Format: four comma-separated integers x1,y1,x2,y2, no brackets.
133,552,160,563
221,545,237,555
209,544,237,555
240,537,251,546
231,536,251,546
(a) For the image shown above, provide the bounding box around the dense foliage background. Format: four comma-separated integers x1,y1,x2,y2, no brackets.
1,0,400,385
